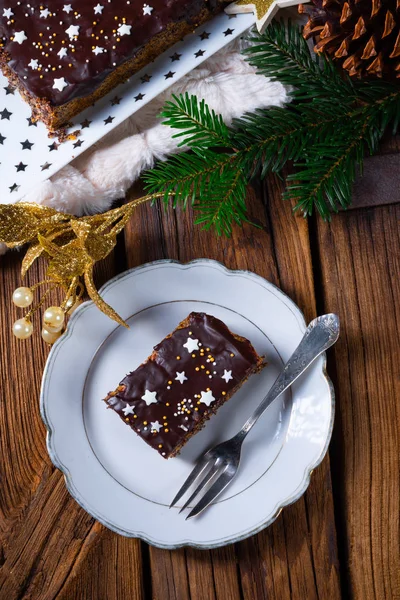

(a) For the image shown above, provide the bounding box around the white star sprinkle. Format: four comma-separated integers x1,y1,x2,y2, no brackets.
199,390,216,407
13,31,27,44
94,3,104,14
40,8,50,18
143,4,153,15
122,403,135,416
93,46,105,55
151,421,162,432
66,24,80,39
57,47,68,59
117,23,132,36
221,369,233,383
175,371,188,384
63,4,73,13
141,389,158,406
183,337,199,353
3,8,13,19
52,77,68,92
28,59,39,70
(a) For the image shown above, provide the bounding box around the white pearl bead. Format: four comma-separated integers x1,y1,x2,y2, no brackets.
41,327,62,345
13,318,33,340
43,306,65,333
65,296,82,314
12,287,33,308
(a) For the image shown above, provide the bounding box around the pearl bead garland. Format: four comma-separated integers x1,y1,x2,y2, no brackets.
12,287,33,308
43,306,65,333
13,318,33,340
41,327,62,345
65,296,82,314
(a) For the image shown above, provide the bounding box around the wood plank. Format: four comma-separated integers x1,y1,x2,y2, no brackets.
122,179,342,599
0,245,145,600
315,204,400,599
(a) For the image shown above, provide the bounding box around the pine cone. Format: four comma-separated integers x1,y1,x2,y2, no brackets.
299,0,400,79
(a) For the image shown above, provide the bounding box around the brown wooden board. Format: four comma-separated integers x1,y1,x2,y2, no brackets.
0,167,397,598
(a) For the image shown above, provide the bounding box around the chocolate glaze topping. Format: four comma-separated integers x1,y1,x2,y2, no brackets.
105,312,262,458
0,0,220,106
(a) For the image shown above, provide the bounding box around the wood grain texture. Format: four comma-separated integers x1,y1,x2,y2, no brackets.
315,205,400,600
121,180,342,600
0,165,397,599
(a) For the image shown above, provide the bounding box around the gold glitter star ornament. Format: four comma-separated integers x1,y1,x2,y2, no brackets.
225,0,307,33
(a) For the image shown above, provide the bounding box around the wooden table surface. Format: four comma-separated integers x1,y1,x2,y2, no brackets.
0,144,399,600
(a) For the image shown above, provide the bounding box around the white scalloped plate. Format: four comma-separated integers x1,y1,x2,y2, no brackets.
40,259,334,549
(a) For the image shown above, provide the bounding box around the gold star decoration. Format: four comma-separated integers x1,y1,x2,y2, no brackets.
225,0,306,33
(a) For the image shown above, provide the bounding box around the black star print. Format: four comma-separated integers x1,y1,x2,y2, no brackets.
140,74,152,84
15,162,27,172
164,71,175,79
48,142,58,151
134,93,145,102
170,52,182,62
104,115,114,125
4,85,15,95
110,96,121,106
199,31,210,40
0,108,12,120
21,139,34,150
73,139,84,148
80,118,92,128
40,162,52,171
27,117,37,127
194,49,205,58
0,133,5,145
9,183,20,193
223,28,234,36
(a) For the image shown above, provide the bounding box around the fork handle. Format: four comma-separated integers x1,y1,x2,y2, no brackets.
237,314,339,440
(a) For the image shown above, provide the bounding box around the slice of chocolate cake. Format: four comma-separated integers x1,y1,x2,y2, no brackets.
104,312,265,458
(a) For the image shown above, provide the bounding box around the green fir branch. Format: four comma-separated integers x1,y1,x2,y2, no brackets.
143,20,400,234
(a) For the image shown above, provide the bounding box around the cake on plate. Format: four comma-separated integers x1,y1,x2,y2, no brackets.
0,1,225,132
105,312,265,458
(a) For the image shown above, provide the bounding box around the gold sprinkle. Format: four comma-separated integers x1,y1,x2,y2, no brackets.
195,407,199,411
206,371,210,375
206,387,210,392
206,348,210,351
125,418,129,422
195,367,200,372
134,415,137,419
197,401,201,405
143,421,148,425
166,402,170,407
189,331,192,335
230,353,235,357
222,391,226,396
192,354,196,358
93,20,97,25
164,428,169,433
163,416,167,419
114,15,118,19
176,356,181,360
168,380,172,385
39,32,43,37
158,444,163,448
201,365,205,370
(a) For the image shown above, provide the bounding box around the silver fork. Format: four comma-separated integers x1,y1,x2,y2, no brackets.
170,313,340,519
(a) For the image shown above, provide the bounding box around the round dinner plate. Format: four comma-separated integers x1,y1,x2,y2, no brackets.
40,259,335,549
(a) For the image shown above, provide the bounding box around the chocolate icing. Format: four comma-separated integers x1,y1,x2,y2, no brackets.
105,312,262,458
0,0,220,106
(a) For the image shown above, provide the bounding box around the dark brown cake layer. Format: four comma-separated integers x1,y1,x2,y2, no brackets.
0,1,224,130
105,312,264,458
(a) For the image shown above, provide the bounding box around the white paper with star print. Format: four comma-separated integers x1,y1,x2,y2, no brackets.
0,11,255,202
